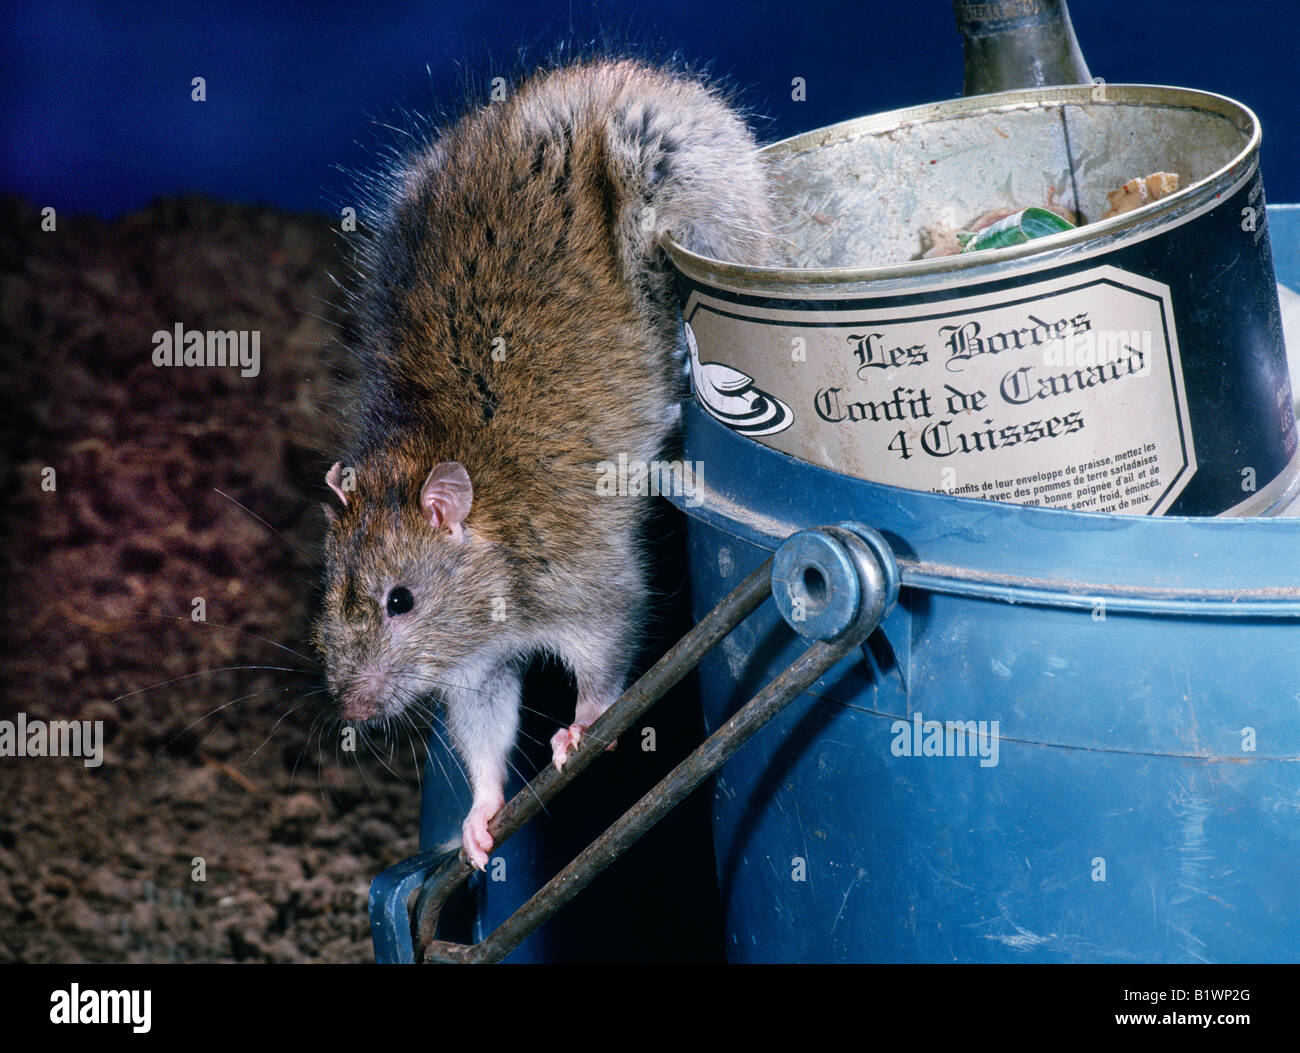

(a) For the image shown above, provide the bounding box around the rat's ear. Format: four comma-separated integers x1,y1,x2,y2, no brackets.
420,462,473,542
326,462,349,506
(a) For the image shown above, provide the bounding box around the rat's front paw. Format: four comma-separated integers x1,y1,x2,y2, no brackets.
461,802,500,871
550,724,584,771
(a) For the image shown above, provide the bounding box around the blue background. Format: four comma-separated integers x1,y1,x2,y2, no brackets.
2,0,1298,219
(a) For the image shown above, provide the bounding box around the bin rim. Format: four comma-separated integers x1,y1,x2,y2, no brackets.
668,403,1300,617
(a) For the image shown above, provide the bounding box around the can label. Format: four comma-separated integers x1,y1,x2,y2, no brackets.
684,264,1198,514
673,136,1300,517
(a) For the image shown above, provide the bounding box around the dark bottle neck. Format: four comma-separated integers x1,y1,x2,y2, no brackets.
954,0,1092,95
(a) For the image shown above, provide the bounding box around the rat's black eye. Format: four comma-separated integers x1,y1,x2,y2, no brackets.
386,586,414,617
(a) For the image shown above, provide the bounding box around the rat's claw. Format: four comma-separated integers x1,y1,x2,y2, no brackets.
550,723,583,771
461,803,498,871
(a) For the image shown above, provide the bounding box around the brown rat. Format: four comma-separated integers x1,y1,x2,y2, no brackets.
313,58,775,869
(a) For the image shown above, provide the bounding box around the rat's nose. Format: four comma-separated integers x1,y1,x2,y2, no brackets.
339,667,390,721
341,695,379,721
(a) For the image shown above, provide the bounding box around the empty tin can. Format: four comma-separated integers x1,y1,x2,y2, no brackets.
665,85,1299,516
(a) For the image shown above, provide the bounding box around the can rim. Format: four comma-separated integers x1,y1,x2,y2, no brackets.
661,84,1262,289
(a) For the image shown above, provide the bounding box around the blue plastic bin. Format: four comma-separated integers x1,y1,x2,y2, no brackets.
664,206,1300,963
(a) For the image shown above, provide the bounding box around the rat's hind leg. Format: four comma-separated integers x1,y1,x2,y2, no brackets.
550,627,633,771
445,662,523,870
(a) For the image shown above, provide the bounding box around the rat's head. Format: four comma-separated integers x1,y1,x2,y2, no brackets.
313,456,510,723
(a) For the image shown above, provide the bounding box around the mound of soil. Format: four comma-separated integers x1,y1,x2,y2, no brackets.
0,194,425,962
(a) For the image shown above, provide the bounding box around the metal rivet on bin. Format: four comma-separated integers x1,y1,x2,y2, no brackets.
772,530,861,641
772,525,899,642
